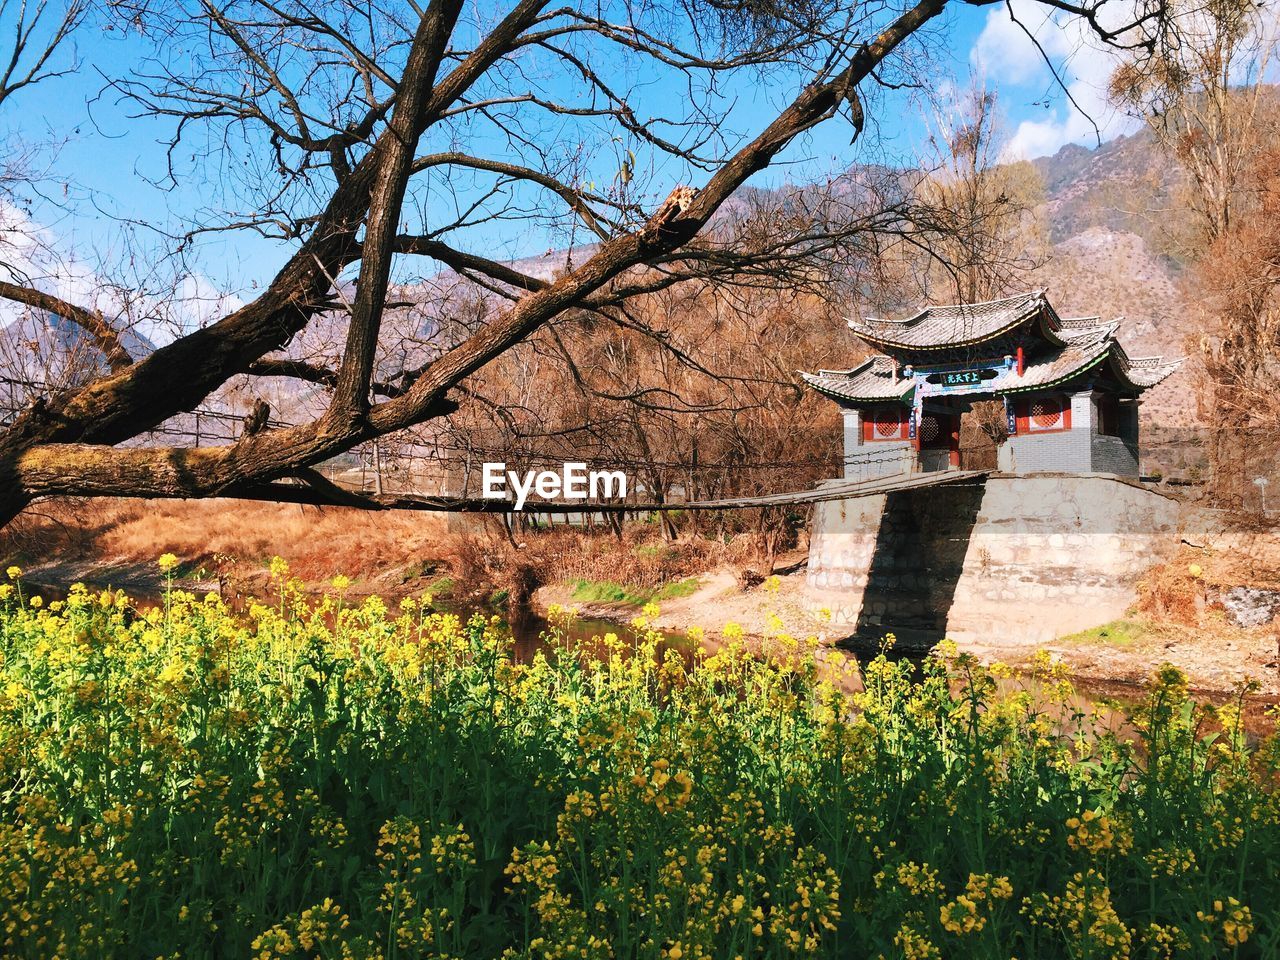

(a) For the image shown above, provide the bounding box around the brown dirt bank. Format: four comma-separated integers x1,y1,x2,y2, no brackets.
537,561,1280,700
10,497,1280,701
6,497,450,599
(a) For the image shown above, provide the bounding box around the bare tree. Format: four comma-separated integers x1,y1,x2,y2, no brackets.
913,81,1046,303
1110,0,1276,244
1194,143,1280,504
1110,0,1278,501
0,0,1169,525
0,0,86,113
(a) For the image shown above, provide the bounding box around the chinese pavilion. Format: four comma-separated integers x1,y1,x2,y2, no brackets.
801,291,1183,479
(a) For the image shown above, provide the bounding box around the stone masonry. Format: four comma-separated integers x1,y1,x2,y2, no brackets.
998,390,1141,476
806,474,1182,646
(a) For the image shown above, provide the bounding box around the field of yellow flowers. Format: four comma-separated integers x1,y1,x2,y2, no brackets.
0,559,1276,959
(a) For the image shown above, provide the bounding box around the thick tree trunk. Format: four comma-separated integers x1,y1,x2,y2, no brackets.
0,0,949,527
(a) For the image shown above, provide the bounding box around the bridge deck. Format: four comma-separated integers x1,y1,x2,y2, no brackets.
682,470,990,510
236,469,991,513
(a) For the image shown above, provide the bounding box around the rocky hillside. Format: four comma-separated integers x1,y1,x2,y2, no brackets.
1032,130,1188,253
1029,130,1200,429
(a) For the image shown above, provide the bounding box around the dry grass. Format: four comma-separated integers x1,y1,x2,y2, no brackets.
1134,549,1204,627
437,521,779,605
519,526,766,588
1135,539,1280,636
7,500,789,605
4,498,448,583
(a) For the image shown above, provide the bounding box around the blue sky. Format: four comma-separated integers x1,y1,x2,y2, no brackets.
7,0,1134,311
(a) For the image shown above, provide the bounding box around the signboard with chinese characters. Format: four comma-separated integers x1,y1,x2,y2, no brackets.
914,356,1015,397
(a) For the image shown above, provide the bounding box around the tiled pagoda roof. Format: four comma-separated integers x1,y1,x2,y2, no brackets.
801,357,913,403
847,290,1066,351
803,293,1184,405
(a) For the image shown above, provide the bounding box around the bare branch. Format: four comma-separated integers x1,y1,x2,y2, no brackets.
0,280,134,372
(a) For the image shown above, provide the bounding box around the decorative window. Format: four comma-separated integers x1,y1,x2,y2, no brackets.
1014,395,1072,434
862,408,908,441
1030,399,1063,430
918,415,941,443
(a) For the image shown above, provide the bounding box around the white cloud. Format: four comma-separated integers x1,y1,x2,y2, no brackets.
1001,78,1138,160
0,201,243,350
971,0,1143,159
971,0,1073,86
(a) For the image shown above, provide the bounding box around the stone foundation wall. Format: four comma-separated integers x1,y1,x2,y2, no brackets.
807,474,1182,646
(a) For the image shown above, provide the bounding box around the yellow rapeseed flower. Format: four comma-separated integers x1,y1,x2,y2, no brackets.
0,567,1273,958
158,553,179,573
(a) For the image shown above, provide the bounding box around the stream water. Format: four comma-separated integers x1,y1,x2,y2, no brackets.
462,602,694,663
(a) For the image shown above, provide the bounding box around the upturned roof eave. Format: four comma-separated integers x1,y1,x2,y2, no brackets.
799,370,914,405
813,388,915,405
993,353,1110,395
994,344,1184,395
1107,345,1187,389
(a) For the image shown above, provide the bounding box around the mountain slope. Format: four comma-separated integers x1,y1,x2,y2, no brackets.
1032,130,1188,255
1027,130,1199,427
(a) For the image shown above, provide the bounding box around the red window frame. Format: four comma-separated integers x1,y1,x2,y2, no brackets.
862,407,909,441
1014,395,1072,434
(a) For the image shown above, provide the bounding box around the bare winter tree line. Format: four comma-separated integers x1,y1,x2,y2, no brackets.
0,0,1194,527
1111,0,1280,505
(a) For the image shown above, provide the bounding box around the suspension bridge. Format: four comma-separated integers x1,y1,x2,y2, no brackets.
0,373,984,513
